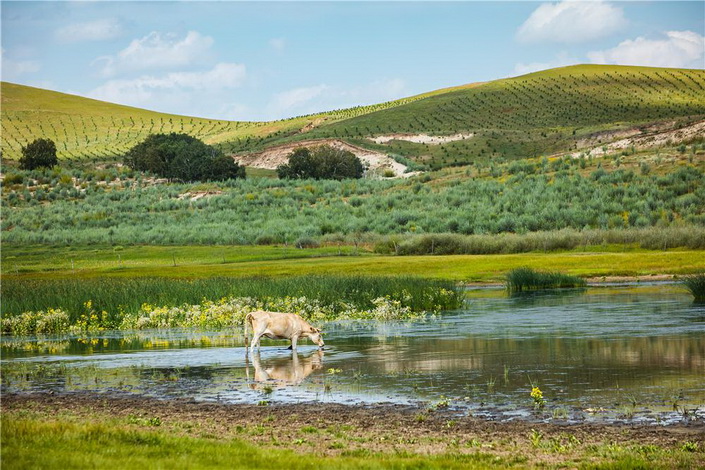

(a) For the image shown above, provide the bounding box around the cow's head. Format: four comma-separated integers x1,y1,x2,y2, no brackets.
307,327,325,349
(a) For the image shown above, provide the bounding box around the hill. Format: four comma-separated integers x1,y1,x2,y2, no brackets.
0,80,454,163
2,65,705,168
235,65,705,170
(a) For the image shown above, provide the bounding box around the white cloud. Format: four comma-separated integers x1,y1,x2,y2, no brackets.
0,48,40,81
588,31,705,68
269,38,286,52
87,63,247,118
266,79,406,120
94,30,214,77
56,18,123,43
517,1,626,44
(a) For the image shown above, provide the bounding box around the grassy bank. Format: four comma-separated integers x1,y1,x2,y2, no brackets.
4,244,705,282
3,395,703,469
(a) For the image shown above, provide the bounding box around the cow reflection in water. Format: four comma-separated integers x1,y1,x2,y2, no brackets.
246,350,324,389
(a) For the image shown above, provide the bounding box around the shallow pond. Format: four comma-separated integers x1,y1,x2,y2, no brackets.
3,284,704,425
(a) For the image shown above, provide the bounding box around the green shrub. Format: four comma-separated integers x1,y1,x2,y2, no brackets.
277,145,363,180
3,173,24,185
124,133,245,182
19,138,57,170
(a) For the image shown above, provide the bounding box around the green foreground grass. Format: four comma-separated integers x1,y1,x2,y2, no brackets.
3,410,701,470
1,415,505,470
4,244,704,283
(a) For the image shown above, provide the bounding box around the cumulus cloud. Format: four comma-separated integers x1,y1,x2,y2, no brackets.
87,63,247,118
1,48,40,81
265,78,406,120
56,18,123,43
94,30,214,77
517,1,626,44
588,31,705,68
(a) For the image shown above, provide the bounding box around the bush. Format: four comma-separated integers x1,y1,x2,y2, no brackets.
3,173,24,185
124,133,245,182
277,145,364,180
19,138,58,170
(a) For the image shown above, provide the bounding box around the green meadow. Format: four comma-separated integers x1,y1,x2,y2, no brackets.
4,243,703,282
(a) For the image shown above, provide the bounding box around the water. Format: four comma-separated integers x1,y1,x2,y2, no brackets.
3,285,704,425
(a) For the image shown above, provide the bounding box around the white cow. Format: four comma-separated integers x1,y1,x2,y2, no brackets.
244,310,324,353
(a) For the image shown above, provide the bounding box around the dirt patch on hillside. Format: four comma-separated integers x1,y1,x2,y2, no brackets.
233,139,419,178
370,133,474,145
4,392,703,465
571,120,705,158
178,190,223,201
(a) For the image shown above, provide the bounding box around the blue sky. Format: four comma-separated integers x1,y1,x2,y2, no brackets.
2,1,704,121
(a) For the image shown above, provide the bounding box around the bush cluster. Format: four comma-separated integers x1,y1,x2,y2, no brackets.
124,133,245,182
277,145,364,180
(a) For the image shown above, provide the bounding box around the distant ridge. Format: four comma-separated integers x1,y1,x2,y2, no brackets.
2,64,704,167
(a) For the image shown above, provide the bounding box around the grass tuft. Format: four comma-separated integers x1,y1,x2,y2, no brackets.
682,272,705,303
506,267,586,294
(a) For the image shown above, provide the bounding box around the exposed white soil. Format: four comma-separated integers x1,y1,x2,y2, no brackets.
369,132,473,145
178,190,223,201
232,139,420,178
571,120,705,159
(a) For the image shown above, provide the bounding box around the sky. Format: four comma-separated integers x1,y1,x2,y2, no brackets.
1,1,704,121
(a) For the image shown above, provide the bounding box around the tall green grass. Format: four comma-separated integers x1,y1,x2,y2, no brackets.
377,227,705,256
682,273,705,303
1,276,463,323
505,267,586,294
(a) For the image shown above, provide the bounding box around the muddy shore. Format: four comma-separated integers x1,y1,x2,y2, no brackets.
3,392,704,466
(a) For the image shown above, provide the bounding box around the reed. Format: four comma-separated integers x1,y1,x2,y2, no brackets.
505,267,586,294
1,276,463,325
682,273,705,303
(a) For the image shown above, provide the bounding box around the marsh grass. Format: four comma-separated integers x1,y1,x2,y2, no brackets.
1,275,463,326
682,273,705,303
506,268,586,294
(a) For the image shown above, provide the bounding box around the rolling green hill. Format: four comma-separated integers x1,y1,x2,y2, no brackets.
238,65,705,169
0,80,462,163
2,65,705,167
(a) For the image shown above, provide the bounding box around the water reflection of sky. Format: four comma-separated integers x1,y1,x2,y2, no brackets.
2,285,704,425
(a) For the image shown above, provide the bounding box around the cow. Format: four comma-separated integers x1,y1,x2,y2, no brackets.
244,310,324,354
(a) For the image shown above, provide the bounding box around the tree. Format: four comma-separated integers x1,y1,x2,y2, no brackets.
277,148,313,179
277,145,364,180
124,133,245,182
19,138,58,170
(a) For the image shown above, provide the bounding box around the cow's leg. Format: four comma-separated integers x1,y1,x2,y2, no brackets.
250,331,263,353
250,324,268,353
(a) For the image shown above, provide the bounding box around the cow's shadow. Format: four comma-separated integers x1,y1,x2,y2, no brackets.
246,349,324,389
